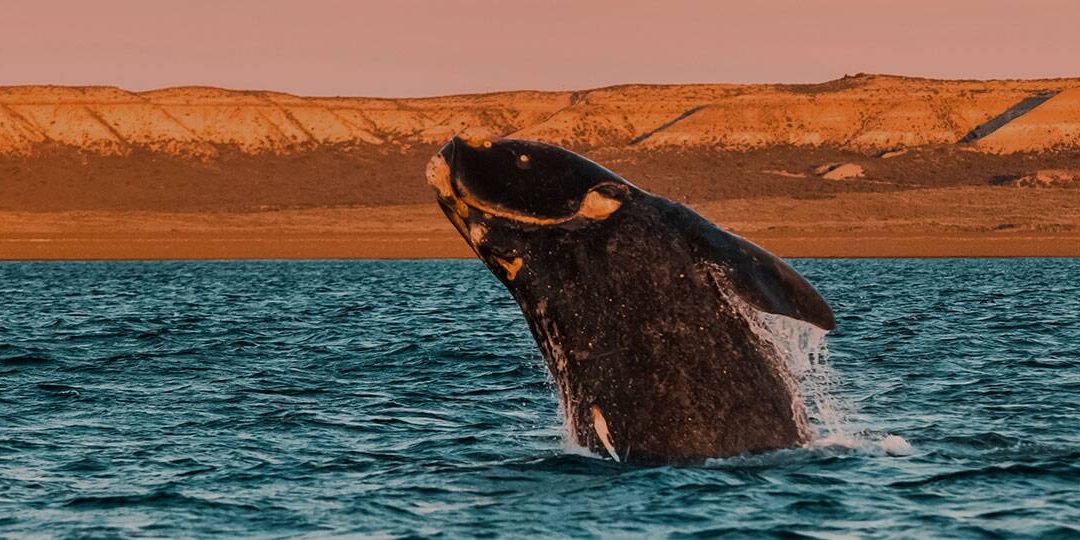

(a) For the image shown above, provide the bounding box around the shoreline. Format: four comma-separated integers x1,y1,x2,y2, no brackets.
3,188,1079,260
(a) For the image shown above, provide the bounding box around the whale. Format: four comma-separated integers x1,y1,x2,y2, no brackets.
426,136,835,465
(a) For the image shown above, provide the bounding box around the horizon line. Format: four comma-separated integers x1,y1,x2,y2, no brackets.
4,72,1080,101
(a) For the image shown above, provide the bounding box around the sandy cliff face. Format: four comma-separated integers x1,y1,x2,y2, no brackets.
2,74,1079,157
975,88,1080,153
0,86,573,156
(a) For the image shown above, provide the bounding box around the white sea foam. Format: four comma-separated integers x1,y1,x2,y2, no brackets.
878,434,914,456
561,435,600,459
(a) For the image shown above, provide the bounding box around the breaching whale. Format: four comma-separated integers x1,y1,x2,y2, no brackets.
427,136,835,465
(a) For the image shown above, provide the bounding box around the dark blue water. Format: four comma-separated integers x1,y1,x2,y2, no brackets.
1,260,1077,537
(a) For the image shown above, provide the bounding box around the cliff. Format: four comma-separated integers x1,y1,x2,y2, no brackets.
2,74,1079,258
2,74,1079,157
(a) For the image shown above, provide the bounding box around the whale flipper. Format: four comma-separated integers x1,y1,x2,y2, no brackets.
673,204,836,330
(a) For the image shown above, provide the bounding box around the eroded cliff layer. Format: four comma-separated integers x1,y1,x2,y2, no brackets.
2,74,1080,157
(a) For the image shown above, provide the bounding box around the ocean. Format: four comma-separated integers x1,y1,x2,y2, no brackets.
1,259,1077,537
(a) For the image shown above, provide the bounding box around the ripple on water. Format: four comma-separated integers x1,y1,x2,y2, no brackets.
0,259,1078,536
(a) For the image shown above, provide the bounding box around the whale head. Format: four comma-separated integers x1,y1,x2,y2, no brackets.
426,136,634,281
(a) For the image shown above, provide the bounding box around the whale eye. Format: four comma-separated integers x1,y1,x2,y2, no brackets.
516,154,531,169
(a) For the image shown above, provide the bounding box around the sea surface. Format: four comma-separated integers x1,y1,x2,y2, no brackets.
1,259,1077,537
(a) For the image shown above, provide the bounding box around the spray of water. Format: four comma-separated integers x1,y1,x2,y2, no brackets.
755,313,850,439
748,309,912,456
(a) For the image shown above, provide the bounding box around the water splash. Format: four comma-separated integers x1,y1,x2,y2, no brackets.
560,431,599,459
751,311,912,456
759,313,849,438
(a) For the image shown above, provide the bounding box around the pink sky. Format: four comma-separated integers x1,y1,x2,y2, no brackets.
1,0,1078,97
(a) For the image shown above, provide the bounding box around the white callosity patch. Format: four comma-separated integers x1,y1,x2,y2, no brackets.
426,151,471,235
425,153,453,200
576,189,622,220
467,223,487,247
495,257,524,281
